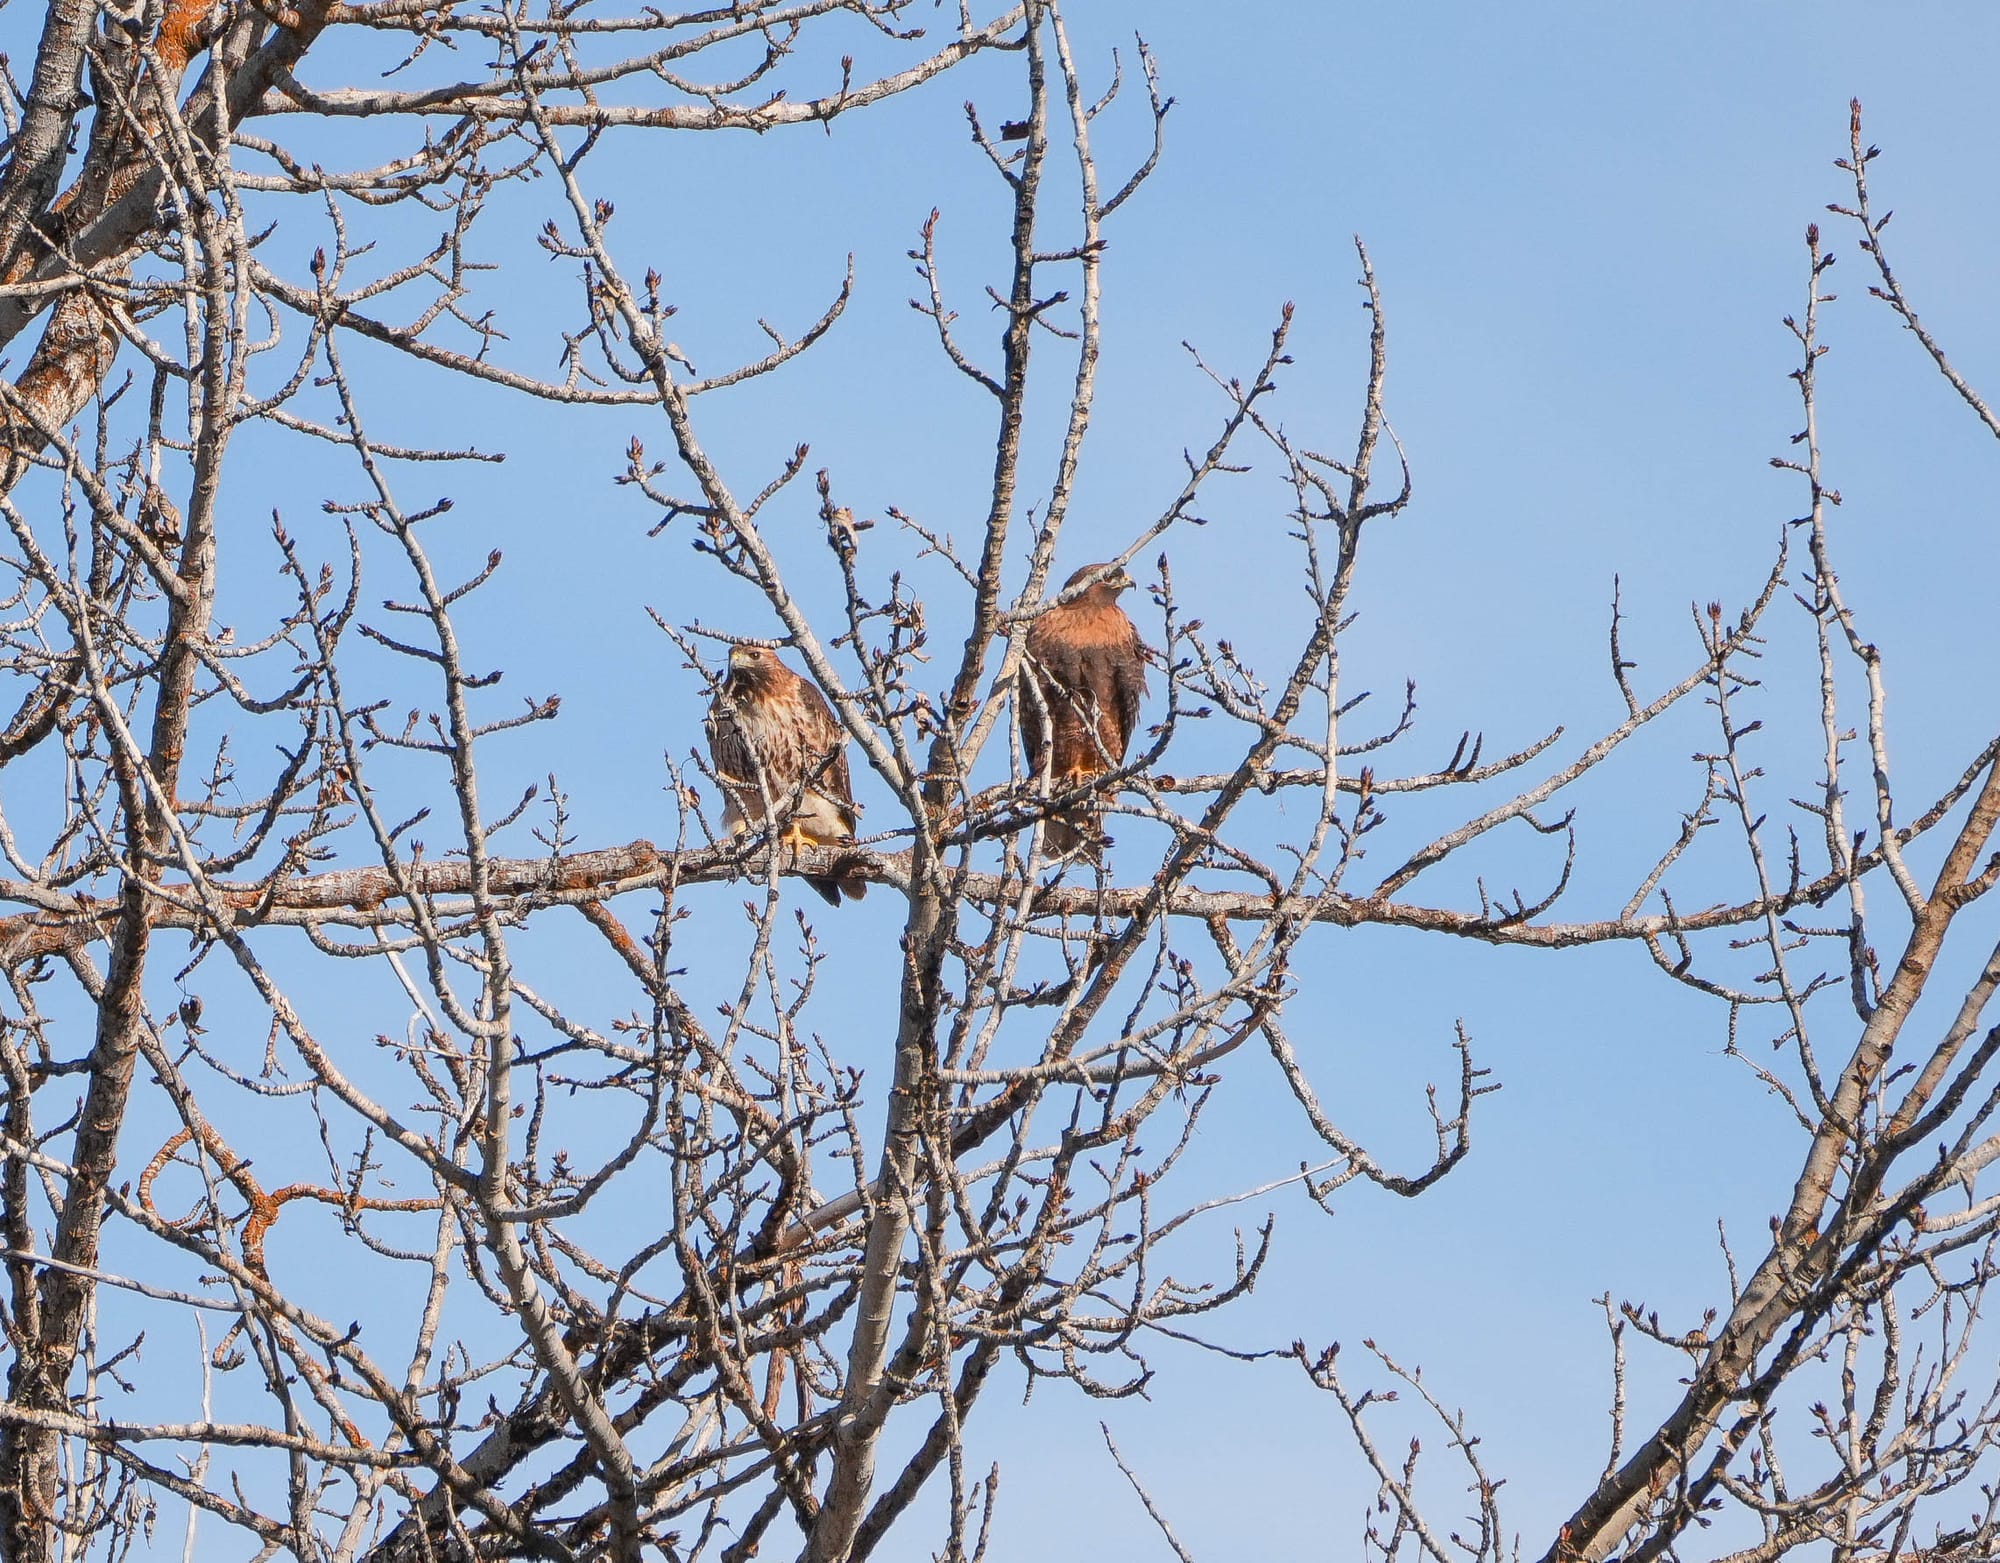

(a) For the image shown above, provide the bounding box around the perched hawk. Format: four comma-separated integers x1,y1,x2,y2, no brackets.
1019,563,1147,857
706,645,866,905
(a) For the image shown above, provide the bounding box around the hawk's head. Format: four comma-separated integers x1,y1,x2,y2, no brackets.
725,643,784,690
1062,562,1135,602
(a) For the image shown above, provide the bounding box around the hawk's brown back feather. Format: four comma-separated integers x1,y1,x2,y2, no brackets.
1019,568,1147,856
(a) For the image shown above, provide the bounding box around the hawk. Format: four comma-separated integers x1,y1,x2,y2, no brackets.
1019,562,1147,857
706,644,866,905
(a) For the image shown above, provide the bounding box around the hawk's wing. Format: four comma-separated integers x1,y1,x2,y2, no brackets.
705,695,757,786
790,674,859,834
1105,619,1146,760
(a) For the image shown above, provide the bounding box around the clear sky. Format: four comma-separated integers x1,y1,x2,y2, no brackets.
72,2,2000,1556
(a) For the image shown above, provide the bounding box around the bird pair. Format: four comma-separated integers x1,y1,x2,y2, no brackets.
705,564,1144,905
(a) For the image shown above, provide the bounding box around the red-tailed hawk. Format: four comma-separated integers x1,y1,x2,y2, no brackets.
706,645,866,905
1019,563,1146,857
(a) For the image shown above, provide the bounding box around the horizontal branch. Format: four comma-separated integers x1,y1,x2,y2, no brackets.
0,830,1876,967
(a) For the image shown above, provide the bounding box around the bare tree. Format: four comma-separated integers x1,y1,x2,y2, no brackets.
0,0,1993,1557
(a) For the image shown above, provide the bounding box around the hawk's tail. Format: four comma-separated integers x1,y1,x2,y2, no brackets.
806,848,869,906
806,873,868,905
1042,807,1104,862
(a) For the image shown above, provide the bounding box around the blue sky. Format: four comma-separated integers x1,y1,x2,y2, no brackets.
54,2,2000,1556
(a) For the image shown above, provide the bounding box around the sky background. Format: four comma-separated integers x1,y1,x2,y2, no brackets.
34,1,2000,1557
